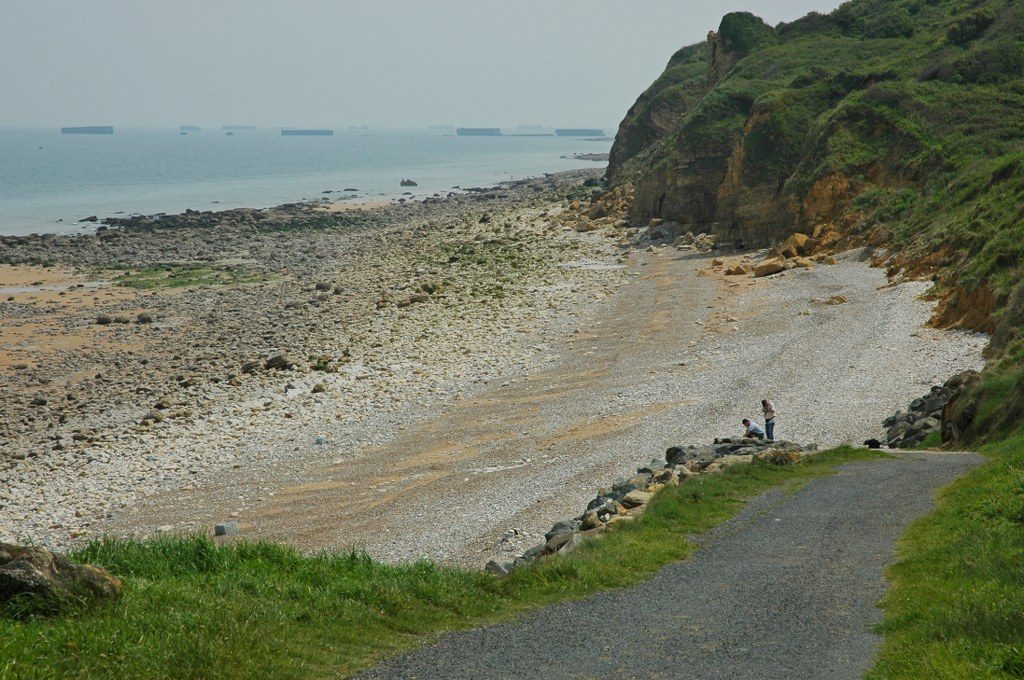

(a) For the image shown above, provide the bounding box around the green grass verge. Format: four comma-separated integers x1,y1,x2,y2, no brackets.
0,447,879,679
870,434,1024,678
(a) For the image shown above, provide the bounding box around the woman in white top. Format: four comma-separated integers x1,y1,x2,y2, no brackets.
762,399,776,441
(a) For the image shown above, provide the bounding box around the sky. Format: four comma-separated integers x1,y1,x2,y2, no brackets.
1,0,845,129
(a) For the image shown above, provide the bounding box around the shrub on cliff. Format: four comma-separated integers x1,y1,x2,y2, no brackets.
947,7,995,45
606,0,1024,439
718,12,778,56
924,38,1024,83
863,6,916,38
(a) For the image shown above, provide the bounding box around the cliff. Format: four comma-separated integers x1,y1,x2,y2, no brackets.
607,0,1024,441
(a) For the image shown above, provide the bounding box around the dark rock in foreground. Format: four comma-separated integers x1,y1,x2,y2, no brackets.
0,543,122,614
884,371,979,448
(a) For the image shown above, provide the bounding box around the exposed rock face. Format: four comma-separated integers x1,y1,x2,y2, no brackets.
941,370,983,443
605,43,709,187
614,13,800,245
0,543,122,613
605,6,951,247
884,373,980,448
706,31,737,84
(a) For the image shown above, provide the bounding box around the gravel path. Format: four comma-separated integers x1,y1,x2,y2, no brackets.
119,246,986,566
360,451,981,679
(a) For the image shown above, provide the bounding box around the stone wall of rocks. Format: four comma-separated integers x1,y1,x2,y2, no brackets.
883,370,979,449
485,437,817,575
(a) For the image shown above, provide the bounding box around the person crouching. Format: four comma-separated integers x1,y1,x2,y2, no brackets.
743,419,766,440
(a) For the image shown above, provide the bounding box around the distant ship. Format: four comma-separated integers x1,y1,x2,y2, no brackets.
506,124,555,137
457,128,502,136
281,129,334,136
555,128,604,137
180,125,201,131
222,125,255,131
61,126,113,135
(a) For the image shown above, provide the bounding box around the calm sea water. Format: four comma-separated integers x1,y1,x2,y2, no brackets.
0,128,611,236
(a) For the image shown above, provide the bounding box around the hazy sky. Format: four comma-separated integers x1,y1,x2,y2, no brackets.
2,1,844,129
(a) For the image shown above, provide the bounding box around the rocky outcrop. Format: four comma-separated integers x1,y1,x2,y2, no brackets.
605,3,1019,249
940,370,983,443
0,543,122,614
486,437,817,575
705,30,737,84
883,372,979,449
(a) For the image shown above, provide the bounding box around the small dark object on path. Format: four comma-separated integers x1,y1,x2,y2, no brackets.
864,438,883,449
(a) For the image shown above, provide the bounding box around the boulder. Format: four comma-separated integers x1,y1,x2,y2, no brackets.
396,293,430,308
637,460,667,476
0,543,122,613
621,490,654,508
754,449,804,465
484,560,508,576
214,521,240,537
573,219,599,233
753,259,785,277
544,520,576,542
264,354,294,371
580,510,605,531
789,257,815,269
718,454,754,468
649,220,681,241
543,531,574,555
781,233,818,257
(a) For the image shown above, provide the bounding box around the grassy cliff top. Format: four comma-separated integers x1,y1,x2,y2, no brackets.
608,0,1024,441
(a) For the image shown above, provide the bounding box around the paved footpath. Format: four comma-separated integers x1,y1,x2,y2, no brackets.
360,451,980,679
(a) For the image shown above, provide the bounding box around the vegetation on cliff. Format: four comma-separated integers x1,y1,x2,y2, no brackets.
608,0,1024,441
606,3,1024,674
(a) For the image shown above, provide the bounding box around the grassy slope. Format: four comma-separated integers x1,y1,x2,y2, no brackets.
0,448,878,679
870,434,1024,678
602,3,1024,675
610,0,1024,435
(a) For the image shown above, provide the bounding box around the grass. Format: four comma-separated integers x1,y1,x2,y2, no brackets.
0,447,880,679
609,0,1024,438
869,433,1024,678
113,264,268,289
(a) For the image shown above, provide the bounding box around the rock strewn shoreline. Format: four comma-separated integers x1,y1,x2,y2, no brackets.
0,170,625,549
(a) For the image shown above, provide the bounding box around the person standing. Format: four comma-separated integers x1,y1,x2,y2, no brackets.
762,399,776,441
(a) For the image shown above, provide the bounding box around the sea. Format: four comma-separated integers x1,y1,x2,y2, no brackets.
0,127,612,236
